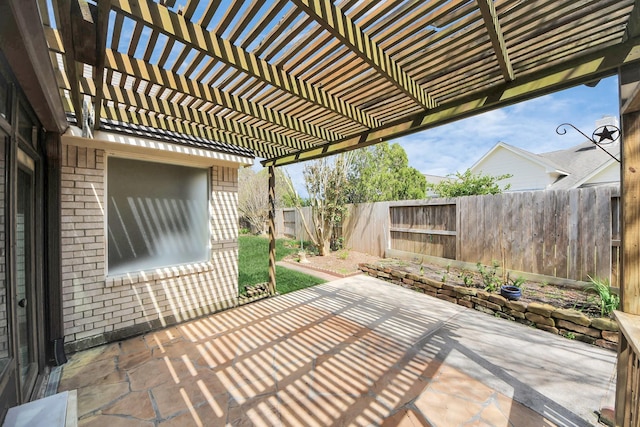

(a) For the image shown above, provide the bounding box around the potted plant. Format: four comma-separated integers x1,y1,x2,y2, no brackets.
500,285,521,300
500,274,525,300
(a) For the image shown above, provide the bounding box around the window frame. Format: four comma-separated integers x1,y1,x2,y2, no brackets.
105,154,212,277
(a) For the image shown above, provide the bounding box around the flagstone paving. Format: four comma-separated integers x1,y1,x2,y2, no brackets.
57,276,616,426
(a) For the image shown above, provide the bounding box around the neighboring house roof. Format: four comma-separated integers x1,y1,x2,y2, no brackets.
538,140,620,190
424,174,448,185
469,139,620,191
424,174,449,196
67,114,255,159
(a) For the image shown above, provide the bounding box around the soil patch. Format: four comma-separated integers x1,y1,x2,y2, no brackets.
288,250,605,318
283,249,382,277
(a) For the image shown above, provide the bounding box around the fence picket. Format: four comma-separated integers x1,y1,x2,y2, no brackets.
532,191,546,275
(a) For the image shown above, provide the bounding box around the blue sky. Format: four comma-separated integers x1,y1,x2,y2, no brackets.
276,75,620,196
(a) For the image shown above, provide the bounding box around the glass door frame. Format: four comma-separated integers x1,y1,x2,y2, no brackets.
0,50,48,419
15,148,37,402
0,116,16,418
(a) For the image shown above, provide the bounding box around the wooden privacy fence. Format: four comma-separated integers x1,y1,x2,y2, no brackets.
274,186,620,285
457,188,617,284
389,200,457,260
281,208,296,238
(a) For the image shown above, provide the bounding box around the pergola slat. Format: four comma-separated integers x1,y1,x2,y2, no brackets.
290,0,437,110
98,83,310,152
103,50,338,143
101,103,291,159
46,28,341,143
111,0,380,129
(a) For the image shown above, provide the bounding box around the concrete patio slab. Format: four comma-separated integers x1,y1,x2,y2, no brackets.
57,276,616,426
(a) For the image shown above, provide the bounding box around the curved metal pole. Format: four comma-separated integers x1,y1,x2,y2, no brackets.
556,123,620,163
556,123,593,140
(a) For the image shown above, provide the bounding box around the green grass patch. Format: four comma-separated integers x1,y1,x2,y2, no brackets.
238,235,325,294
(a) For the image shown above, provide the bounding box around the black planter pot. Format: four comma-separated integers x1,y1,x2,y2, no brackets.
500,285,522,300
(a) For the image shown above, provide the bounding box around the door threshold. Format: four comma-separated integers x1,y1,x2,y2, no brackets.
2,389,76,427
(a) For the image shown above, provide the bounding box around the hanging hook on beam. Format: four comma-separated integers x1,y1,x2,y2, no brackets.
556,123,620,163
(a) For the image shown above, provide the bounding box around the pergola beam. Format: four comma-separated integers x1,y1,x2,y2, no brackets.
289,0,437,109
111,0,381,129
477,0,514,81
56,0,83,125
93,0,111,131
263,36,640,166
624,0,640,41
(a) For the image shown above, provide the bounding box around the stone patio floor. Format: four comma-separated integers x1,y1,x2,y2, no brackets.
56,275,617,426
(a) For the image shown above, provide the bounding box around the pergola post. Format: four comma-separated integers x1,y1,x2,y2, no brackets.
616,63,640,426
268,165,276,295
620,67,640,315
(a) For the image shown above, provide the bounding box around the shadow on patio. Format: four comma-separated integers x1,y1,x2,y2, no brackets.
56,276,616,426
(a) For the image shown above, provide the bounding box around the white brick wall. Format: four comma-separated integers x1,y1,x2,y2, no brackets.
61,144,240,348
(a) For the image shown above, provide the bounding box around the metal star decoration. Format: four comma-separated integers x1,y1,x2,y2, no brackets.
592,125,620,144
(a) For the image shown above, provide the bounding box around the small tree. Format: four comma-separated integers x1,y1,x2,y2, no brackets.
286,154,351,256
427,169,512,198
346,142,426,203
238,167,293,234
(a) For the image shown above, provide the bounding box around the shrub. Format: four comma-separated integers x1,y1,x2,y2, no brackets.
477,261,502,292
459,270,474,287
506,273,526,288
587,276,619,317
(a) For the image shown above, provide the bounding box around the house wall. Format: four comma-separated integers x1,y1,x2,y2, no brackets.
471,147,555,191
61,143,240,352
582,162,620,187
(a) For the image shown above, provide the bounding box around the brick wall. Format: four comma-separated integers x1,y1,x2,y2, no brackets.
61,143,240,351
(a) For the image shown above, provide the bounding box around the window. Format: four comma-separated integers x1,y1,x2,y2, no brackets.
107,157,209,275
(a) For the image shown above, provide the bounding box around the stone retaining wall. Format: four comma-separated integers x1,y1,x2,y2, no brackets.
359,263,619,351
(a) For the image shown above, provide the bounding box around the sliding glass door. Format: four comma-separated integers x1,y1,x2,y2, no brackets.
15,151,36,401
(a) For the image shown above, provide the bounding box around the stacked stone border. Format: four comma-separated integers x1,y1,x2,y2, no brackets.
359,263,619,351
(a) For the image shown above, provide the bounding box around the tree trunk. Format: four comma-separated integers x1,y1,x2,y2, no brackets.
319,239,331,256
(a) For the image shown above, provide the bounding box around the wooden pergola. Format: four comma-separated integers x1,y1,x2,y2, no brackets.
9,0,640,423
